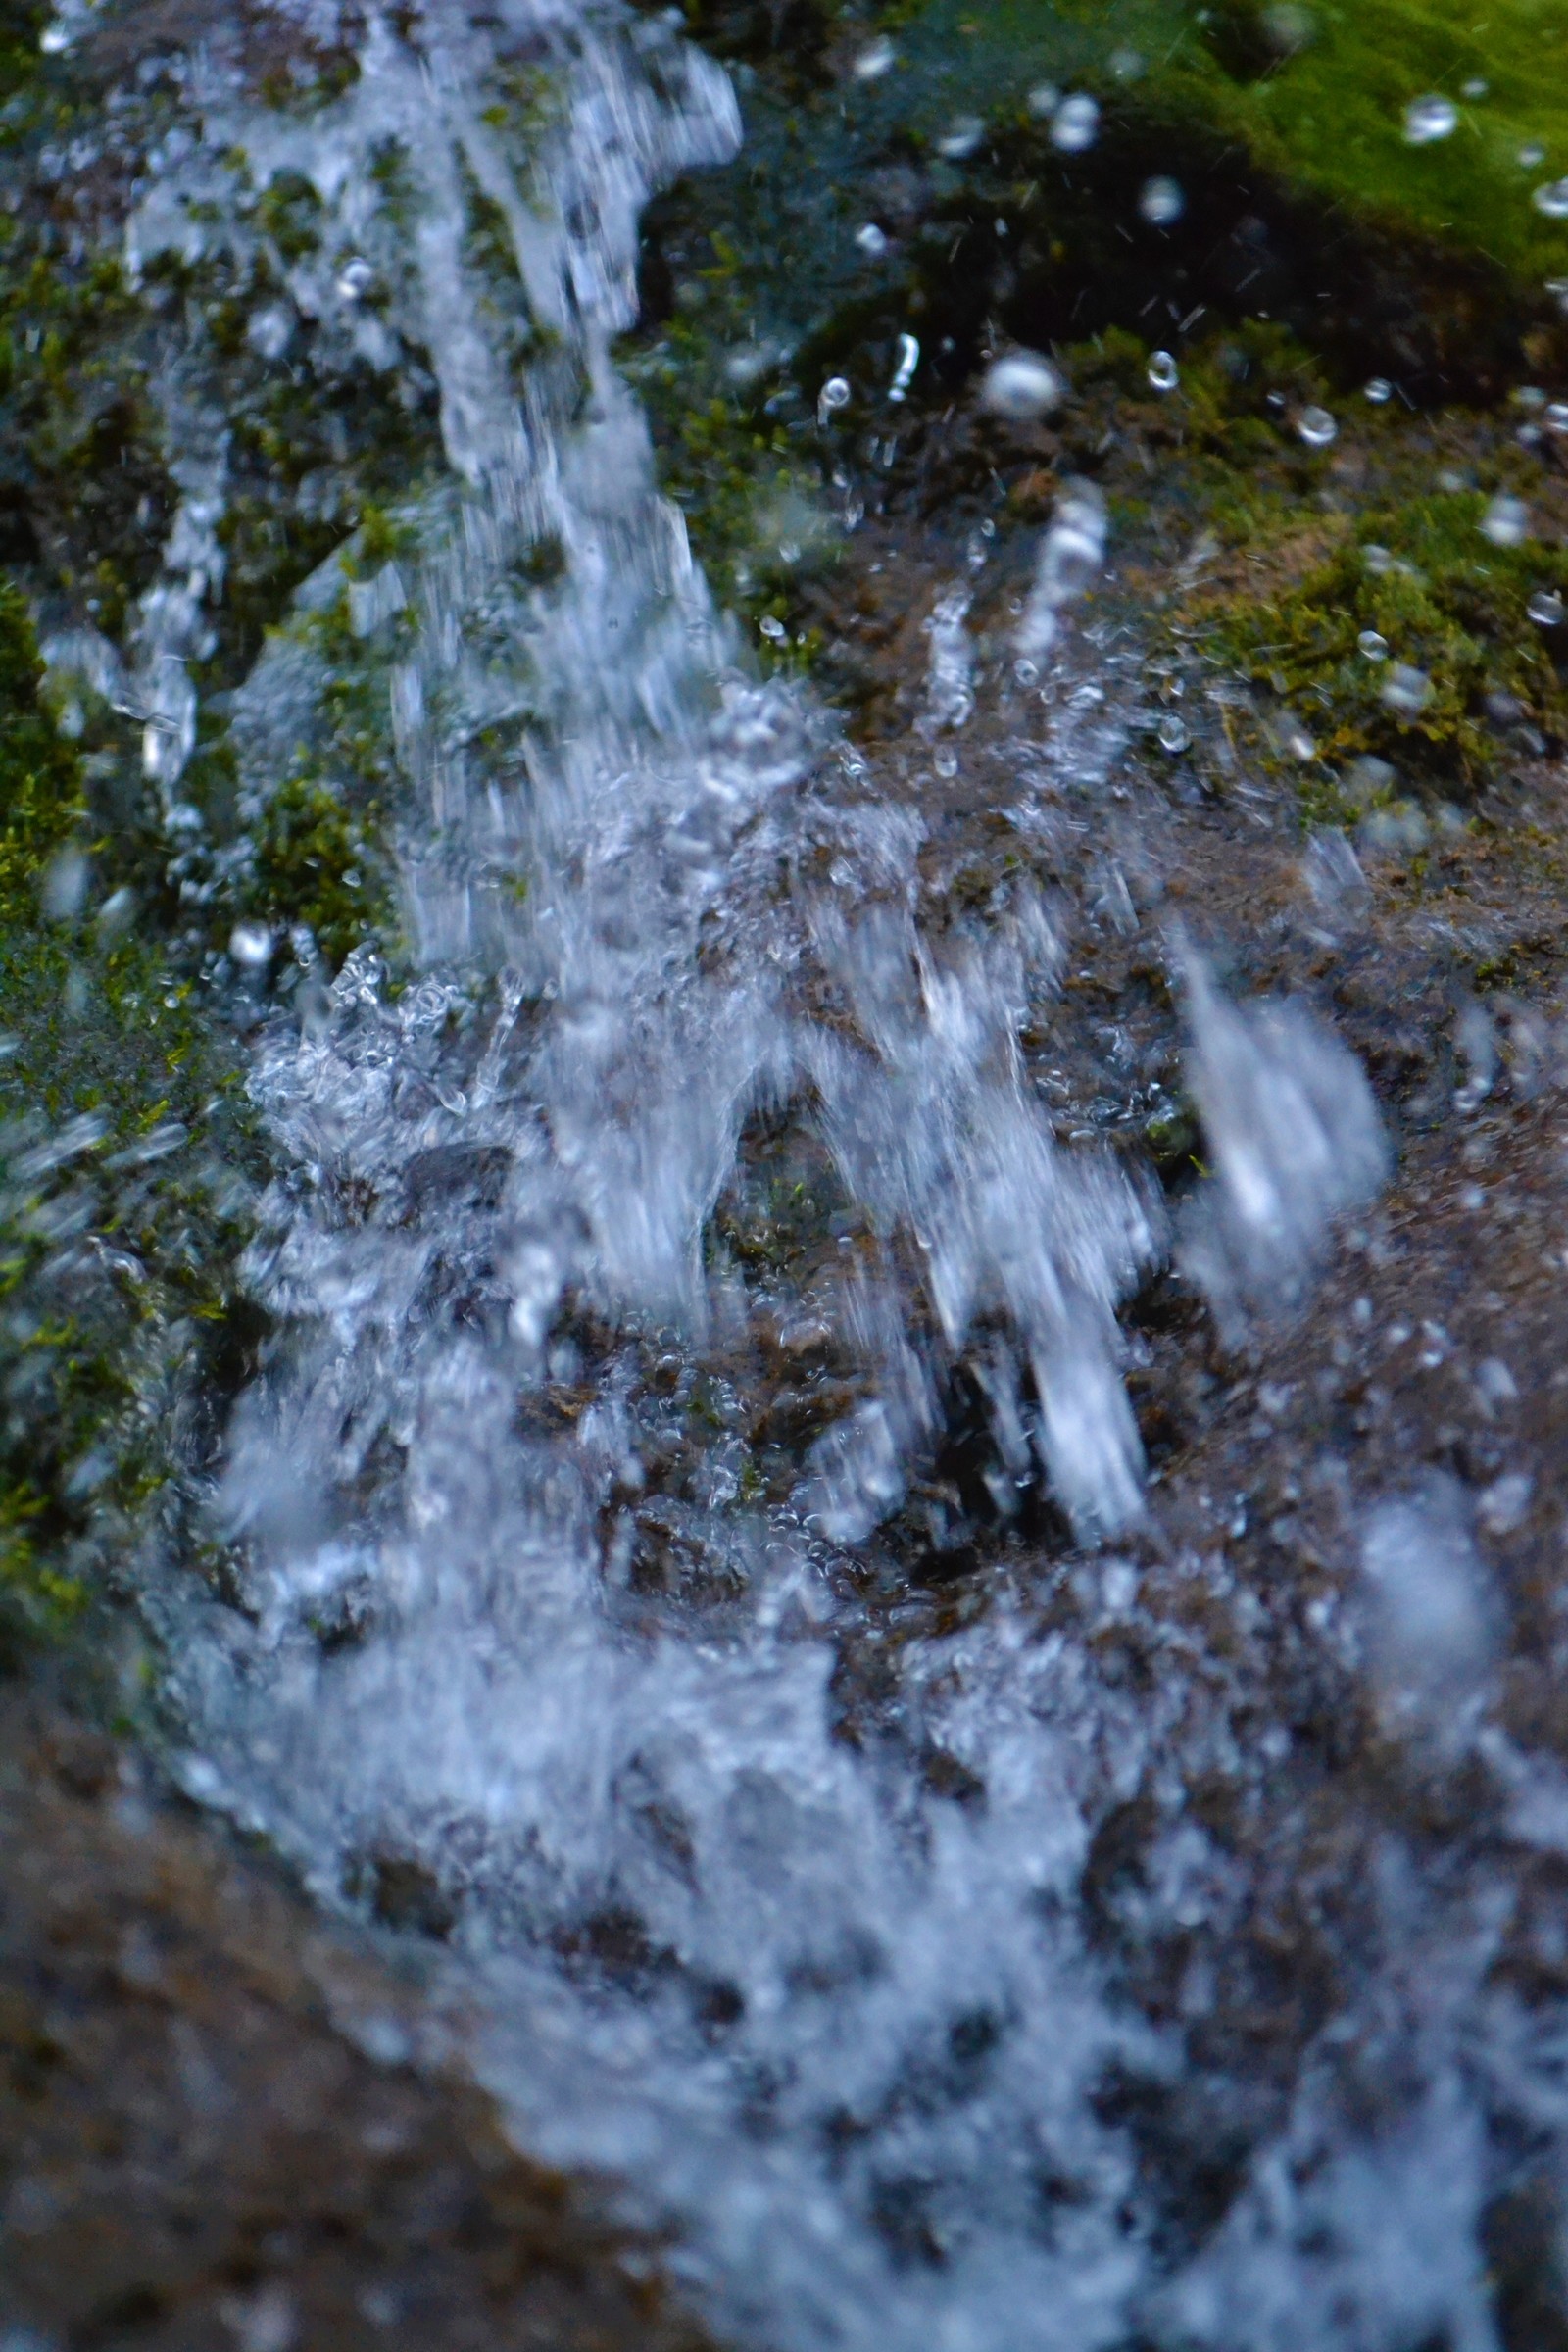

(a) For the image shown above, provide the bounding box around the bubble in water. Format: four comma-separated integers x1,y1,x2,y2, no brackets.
1528,588,1565,626
1520,142,1547,168
1051,94,1100,153
1347,752,1397,804
230,920,275,968
1534,178,1568,218
1382,662,1433,717
1109,44,1145,79
1262,2,1315,52
96,885,134,940
1362,543,1393,574
1177,952,1389,1337
1302,826,1372,916
1147,349,1180,393
1461,77,1488,99
1481,493,1530,547
888,332,919,402
852,35,895,79
1358,1482,1496,1734
1297,405,1338,447
1139,175,1184,225
1156,711,1191,754
1545,401,1568,433
981,349,1063,421
1358,629,1389,661
1403,94,1457,145
817,375,852,424
1364,376,1393,403
1015,478,1106,656
247,303,294,361
938,115,985,160
855,221,888,257
1026,81,1060,118
335,256,374,301
41,847,88,921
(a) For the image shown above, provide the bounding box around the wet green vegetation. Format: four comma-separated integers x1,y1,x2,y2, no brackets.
629,0,1568,662
1052,321,1568,808
0,0,1565,1652
0,583,251,1664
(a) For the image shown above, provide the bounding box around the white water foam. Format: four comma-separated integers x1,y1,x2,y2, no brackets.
107,5,1548,2348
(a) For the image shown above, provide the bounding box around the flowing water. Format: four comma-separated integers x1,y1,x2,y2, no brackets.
45,0,1567,2343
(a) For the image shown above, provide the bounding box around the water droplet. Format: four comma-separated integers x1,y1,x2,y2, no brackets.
1381,662,1433,717
855,222,888,258
1528,589,1564,626
1297,405,1338,447
1481,493,1530,548
1147,350,1180,393
888,333,920,403
247,303,294,361
1156,711,1191,754
1364,376,1393,404
1519,143,1547,168
1358,629,1389,661
1139,175,1184,226
230,920,274,968
1404,95,1457,145
938,116,985,160
1051,94,1100,153
1462,77,1488,99
42,848,88,921
1535,178,1568,218
1262,3,1315,54
981,350,1062,420
1347,752,1397,804
759,614,786,640
852,36,895,80
817,375,852,424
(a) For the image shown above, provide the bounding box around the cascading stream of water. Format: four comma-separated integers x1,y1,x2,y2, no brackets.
97,3,1555,2347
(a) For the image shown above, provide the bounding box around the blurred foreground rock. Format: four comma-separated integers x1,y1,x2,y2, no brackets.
0,1681,710,2352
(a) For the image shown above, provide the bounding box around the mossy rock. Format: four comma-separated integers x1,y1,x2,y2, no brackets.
0,580,251,1664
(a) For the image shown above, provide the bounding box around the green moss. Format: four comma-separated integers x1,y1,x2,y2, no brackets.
1030,315,1568,803
1160,0,1568,291
869,0,1568,291
1193,475,1568,791
0,580,250,1664
244,768,390,969
0,240,174,634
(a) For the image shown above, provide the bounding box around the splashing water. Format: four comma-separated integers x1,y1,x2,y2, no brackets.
1176,950,1389,1342
103,4,1566,2349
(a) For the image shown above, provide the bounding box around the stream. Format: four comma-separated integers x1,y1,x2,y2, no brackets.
29,0,1568,2344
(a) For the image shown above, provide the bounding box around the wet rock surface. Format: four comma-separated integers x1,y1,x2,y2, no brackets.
0,1672,713,2352
6,0,1568,2341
